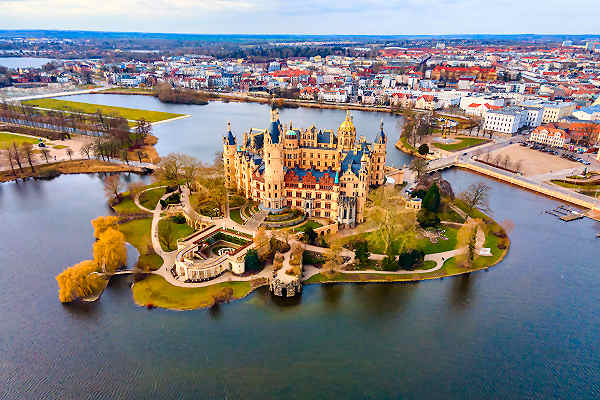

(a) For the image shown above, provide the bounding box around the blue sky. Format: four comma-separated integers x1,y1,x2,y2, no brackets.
0,0,597,35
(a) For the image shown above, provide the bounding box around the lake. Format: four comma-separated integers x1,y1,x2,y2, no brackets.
0,57,57,69
0,97,598,399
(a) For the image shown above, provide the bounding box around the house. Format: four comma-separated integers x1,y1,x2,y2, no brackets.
530,125,569,147
483,107,528,134
415,95,441,110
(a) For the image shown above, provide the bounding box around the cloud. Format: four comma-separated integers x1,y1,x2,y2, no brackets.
0,0,597,34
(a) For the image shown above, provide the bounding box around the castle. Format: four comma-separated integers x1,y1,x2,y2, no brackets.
223,109,387,227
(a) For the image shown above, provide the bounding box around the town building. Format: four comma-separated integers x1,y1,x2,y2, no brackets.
223,110,387,227
483,107,527,134
530,125,569,148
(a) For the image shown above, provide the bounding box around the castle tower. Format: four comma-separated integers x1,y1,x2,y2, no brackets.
371,119,387,186
337,110,357,152
263,109,285,209
223,121,237,189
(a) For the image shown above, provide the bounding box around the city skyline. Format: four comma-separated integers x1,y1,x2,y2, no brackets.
1,0,598,35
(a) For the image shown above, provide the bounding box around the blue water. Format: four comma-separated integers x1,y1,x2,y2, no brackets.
0,57,56,69
0,99,598,399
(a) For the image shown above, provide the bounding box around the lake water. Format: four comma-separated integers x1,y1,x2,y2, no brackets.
0,97,599,399
0,57,56,69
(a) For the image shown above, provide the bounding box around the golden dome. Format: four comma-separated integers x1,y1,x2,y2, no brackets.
338,110,356,134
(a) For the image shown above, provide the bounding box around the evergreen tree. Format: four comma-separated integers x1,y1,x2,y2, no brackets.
354,240,371,267
422,183,441,212
244,249,261,272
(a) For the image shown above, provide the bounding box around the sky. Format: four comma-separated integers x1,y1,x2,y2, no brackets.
0,0,598,35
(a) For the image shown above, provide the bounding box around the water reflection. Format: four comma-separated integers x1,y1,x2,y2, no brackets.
320,284,344,310
352,282,419,319
449,273,476,311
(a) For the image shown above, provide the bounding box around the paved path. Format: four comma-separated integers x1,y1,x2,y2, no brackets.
244,209,268,230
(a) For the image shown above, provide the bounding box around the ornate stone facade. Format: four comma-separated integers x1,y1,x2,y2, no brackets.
223,110,387,227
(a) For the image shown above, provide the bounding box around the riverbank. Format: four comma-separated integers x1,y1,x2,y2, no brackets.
0,159,147,183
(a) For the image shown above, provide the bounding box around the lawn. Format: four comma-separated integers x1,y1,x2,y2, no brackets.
230,208,244,224
139,187,166,210
22,98,185,123
416,226,458,254
291,219,323,233
0,132,42,149
112,192,148,215
118,218,163,271
432,137,489,152
550,180,600,191
132,275,253,310
158,218,195,252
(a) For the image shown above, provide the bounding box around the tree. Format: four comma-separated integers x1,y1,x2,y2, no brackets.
244,249,261,272
93,228,127,272
65,147,74,161
91,215,119,239
56,259,104,303
409,158,428,180
418,143,429,155
158,219,178,252
120,149,129,165
456,219,481,268
253,227,271,261
364,185,418,257
80,142,92,159
180,154,201,192
302,226,318,245
103,175,123,202
397,250,425,271
460,182,491,214
20,143,36,173
422,183,441,212
136,150,146,163
3,147,17,176
154,153,183,186
127,181,145,201
10,142,24,171
322,239,343,275
353,240,371,267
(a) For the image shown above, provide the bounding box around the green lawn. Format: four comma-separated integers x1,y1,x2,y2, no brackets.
118,218,163,271
132,275,252,310
291,219,323,233
22,98,185,123
416,226,458,254
432,137,489,152
0,132,42,149
139,187,166,210
158,218,195,252
230,208,244,224
550,180,600,190
112,192,148,215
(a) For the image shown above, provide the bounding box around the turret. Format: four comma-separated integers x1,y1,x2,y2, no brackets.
337,110,357,152
223,121,238,189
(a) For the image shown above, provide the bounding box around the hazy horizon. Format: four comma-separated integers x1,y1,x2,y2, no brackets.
1,0,597,36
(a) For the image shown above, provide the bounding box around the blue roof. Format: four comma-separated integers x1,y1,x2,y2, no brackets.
578,106,600,114
268,120,281,144
290,167,338,183
341,149,368,176
226,130,236,145
246,133,264,149
317,130,331,144
375,125,386,144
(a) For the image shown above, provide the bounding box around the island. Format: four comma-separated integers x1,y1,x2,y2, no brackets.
55,110,509,310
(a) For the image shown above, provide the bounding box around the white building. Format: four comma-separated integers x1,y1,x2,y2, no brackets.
460,95,505,112
520,101,576,124
524,108,543,127
530,125,569,147
484,107,527,134
572,106,600,121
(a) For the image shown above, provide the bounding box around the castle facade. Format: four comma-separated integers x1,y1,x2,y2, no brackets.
223,109,387,226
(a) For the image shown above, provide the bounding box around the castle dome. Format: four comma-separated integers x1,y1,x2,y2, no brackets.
338,110,356,135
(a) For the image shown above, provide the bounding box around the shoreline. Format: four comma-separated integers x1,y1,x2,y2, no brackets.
0,159,148,183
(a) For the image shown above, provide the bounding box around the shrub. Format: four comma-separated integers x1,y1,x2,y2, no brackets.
354,240,371,267
273,252,284,270
397,250,425,271
270,237,290,253
422,183,441,212
418,143,429,155
302,226,318,245
417,209,440,228
171,214,186,224
381,255,398,271
302,250,324,266
244,249,261,272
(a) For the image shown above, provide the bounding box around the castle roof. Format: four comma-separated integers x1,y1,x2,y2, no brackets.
226,122,236,145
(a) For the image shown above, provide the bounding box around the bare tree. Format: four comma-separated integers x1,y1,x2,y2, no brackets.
21,143,36,172
3,147,17,176
120,150,129,165
103,175,123,202
502,154,511,169
11,142,24,171
135,150,145,163
514,160,523,174
80,142,92,159
409,158,428,180
65,147,74,161
460,182,492,214
40,148,51,163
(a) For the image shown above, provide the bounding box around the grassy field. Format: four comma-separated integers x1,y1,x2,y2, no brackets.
132,275,253,310
291,219,324,232
158,218,195,252
230,208,244,224
432,137,489,152
416,226,458,254
0,132,42,149
112,192,149,215
118,218,163,271
550,180,600,191
139,187,166,210
22,98,185,123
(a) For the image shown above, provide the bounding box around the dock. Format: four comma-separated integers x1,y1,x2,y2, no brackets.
545,205,584,222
